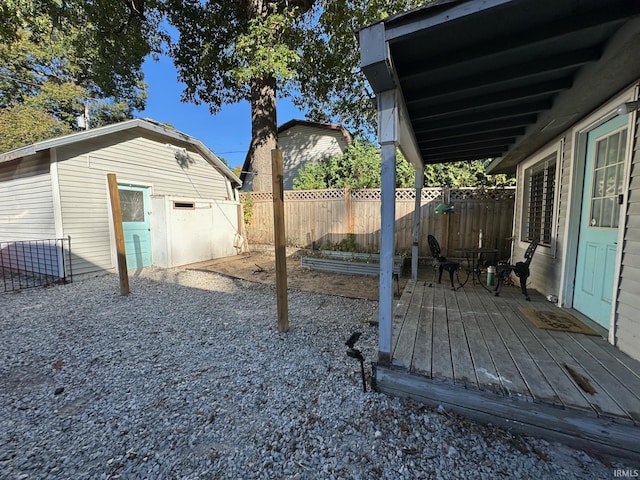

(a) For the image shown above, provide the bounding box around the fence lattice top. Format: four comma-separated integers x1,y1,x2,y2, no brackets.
241,187,513,202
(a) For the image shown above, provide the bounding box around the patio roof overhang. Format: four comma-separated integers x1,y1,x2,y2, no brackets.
359,0,640,174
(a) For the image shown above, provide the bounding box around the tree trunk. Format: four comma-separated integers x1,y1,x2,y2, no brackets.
249,75,278,192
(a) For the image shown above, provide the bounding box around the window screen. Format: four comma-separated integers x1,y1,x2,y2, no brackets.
119,189,145,222
523,153,556,246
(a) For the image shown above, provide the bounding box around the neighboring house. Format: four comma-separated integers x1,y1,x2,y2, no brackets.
359,0,640,363
240,119,352,190
0,119,243,277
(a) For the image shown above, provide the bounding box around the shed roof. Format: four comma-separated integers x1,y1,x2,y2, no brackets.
278,119,353,145
359,0,640,173
0,118,242,187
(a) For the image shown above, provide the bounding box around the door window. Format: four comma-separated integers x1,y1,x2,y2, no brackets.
119,189,145,222
590,129,627,228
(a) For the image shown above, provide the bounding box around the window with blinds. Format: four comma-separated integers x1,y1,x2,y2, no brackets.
522,153,556,246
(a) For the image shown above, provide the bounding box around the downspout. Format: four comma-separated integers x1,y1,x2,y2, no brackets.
49,147,66,279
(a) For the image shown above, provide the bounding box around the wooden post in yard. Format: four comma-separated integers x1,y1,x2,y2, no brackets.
107,173,130,296
271,149,289,332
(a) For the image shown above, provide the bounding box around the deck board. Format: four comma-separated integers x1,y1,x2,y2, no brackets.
379,279,640,463
412,282,434,375
577,336,640,412
456,288,501,392
431,285,453,380
390,280,415,362
507,301,601,413
476,292,562,405
447,294,477,387
550,332,637,423
392,283,423,370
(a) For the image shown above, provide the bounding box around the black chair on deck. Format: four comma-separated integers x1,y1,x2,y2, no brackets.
494,240,538,300
427,235,460,289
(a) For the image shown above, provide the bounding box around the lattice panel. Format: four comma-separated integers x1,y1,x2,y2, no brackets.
351,189,443,201
395,189,415,201
351,189,380,200
284,189,345,201
240,187,513,203
421,189,442,202
241,192,272,202
449,187,516,201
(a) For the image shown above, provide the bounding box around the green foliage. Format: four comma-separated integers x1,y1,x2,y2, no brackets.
231,12,301,87
332,234,360,253
293,140,415,190
241,194,254,225
293,141,514,190
0,1,161,150
424,161,515,187
295,1,430,136
0,106,71,152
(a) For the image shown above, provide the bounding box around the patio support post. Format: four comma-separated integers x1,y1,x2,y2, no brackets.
411,167,424,280
377,90,398,364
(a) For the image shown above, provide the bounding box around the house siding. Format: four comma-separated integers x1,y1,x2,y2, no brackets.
616,112,640,359
0,153,56,241
55,131,234,275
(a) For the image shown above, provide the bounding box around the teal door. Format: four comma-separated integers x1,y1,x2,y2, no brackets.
574,115,628,328
118,185,152,269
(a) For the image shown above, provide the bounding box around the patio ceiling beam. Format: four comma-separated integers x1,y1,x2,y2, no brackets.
408,89,564,122
402,47,602,100
414,115,537,138
423,139,512,155
407,78,573,110
422,149,508,164
418,129,523,149
423,143,511,157
412,101,551,129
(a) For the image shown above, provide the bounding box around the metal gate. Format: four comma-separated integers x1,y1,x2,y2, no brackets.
0,236,72,292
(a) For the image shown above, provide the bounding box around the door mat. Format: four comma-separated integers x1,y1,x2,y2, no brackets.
518,308,601,336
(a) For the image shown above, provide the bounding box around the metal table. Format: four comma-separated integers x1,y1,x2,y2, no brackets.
456,247,498,289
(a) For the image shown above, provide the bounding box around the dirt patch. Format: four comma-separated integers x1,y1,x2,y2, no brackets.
187,249,407,301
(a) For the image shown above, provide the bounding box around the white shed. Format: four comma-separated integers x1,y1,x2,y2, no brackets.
0,119,243,277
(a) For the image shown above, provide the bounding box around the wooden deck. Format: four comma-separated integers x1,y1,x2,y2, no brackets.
374,279,640,463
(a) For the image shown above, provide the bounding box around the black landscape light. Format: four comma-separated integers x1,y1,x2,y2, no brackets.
345,332,366,393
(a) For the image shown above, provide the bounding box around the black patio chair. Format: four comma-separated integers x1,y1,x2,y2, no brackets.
494,240,538,300
427,235,460,289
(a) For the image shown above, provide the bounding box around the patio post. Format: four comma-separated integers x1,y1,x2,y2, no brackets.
377,90,398,364
411,167,424,280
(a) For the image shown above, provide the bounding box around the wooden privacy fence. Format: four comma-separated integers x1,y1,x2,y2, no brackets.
241,187,515,260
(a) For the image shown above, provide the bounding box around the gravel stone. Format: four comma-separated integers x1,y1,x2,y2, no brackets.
0,267,633,479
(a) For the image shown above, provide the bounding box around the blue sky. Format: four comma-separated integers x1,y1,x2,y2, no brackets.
136,55,306,169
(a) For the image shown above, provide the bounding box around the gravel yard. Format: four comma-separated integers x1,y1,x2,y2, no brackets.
0,268,630,479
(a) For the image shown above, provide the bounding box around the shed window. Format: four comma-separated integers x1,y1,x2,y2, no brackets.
173,201,195,209
522,153,556,246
